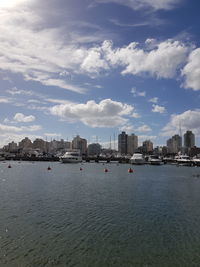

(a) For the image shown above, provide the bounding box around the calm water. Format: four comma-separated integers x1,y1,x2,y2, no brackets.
1,161,200,267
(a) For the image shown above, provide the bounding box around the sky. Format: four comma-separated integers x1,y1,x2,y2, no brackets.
0,0,200,148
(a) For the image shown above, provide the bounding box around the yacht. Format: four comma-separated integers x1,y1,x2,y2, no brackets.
130,153,145,165
149,155,163,165
60,151,82,163
175,155,191,166
192,157,200,167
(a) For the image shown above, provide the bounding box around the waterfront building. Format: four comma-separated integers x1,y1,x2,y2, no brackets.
118,131,128,155
33,138,47,153
142,140,153,153
72,135,87,155
184,131,195,150
18,137,33,154
87,143,101,156
127,134,138,155
167,134,182,154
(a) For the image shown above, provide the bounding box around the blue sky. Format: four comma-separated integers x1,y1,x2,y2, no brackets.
0,0,200,148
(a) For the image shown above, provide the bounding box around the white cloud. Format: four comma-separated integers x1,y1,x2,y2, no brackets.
149,97,158,103
0,123,41,133
181,48,200,91
14,113,35,123
44,133,62,138
94,0,181,10
50,98,134,128
103,40,190,78
131,87,146,97
161,109,200,136
120,124,135,133
136,125,152,132
0,97,10,103
132,112,141,118
152,104,166,113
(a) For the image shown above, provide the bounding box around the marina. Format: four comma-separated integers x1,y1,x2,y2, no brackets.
1,161,200,266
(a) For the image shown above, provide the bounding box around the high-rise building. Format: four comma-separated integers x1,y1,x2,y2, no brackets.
167,134,182,154
127,134,138,155
118,131,128,155
142,140,153,153
184,131,195,149
72,135,87,155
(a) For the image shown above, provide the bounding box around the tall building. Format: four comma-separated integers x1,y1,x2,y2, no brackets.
118,131,128,155
167,134,182,154
127,134,138,155
142,140,153,153
184,131,195,149
72,135,87,155
18,137,33,153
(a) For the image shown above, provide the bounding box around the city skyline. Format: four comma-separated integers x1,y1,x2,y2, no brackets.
0,0,200,147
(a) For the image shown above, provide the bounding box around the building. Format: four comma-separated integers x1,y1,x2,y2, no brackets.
72,135,87,155
87,143,101,156
127,134,138,155
167,134,182,154
142,140,153,153
118,131,128,155
18,137,33,154
33,138,47,153
184,131,195,150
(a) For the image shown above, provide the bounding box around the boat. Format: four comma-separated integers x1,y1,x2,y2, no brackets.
130,153,145,165
60,151,82,163
149,155,163,165
192,157,200,167
175,155,192,166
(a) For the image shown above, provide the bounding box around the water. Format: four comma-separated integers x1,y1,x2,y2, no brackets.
1,161,200,267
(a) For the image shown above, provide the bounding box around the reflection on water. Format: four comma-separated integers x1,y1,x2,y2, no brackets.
1,161,200,266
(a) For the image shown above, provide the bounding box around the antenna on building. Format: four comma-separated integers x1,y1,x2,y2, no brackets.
109,136,112,149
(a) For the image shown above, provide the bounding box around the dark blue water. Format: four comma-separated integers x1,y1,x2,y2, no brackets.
1,161,200,267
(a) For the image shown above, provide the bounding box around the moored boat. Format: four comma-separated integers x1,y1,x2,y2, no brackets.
175,155,192,166
149,155,163,165
130,153,145,165
60,151,82,163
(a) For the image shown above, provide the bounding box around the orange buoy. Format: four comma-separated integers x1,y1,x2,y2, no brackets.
128,168,133,173
47,166,51,170
104,168,108,172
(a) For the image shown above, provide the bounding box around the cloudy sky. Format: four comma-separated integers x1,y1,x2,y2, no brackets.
0,0,200,148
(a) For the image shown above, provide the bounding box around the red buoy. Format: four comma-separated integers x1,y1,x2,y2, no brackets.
47,166,51,170
128,168,133,173
80,167,83,171
8,165,12,168
104,168,108,172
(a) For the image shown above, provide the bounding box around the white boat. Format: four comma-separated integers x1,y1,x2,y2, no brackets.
130,153,145,165
149,155,163,165
192,157,200,167
175,155,191,166
60,151,82,163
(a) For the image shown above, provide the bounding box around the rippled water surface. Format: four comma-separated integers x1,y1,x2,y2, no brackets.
1,161,200,266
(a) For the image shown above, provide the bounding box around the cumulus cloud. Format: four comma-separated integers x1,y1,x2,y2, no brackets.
50,98,133,128
152,104,166,113
132,112,141,118
13,113,35,123
103,40,190,78
181,48,200,91
94,0,181,10
161,109,200,136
